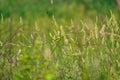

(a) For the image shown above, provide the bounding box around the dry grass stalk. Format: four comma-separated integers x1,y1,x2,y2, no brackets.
2,24,24,49
100,24,120,38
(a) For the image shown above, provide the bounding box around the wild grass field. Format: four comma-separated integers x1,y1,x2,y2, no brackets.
0,0,120,80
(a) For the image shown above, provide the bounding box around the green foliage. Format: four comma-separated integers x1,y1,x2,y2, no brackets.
0,12,120,80
0,0,120,80
0,0,119,19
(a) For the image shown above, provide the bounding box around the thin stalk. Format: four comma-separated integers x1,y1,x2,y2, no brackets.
8,17,13,80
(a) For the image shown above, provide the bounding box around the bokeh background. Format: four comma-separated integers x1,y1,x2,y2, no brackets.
0,0,120,19
0,0,120,80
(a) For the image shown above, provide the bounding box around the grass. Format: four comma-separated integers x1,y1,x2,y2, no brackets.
0,12,120,80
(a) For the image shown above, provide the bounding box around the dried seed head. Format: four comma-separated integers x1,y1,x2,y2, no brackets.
100,24,106,36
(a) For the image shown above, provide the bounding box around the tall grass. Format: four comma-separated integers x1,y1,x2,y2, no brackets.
0,13,120,80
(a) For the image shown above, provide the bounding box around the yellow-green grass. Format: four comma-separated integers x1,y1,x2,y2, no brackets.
0,13,120,80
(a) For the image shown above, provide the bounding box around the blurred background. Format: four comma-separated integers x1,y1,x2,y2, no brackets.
0,0,120,20
0,0,120,80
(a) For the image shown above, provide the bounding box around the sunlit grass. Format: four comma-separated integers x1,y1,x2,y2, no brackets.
0,12,120,80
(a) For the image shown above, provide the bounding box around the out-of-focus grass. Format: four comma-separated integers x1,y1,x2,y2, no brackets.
0,0,120,80
0,0,119,19
0,12,120,80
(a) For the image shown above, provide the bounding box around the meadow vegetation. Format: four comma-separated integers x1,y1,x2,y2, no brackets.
0,0,120,80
